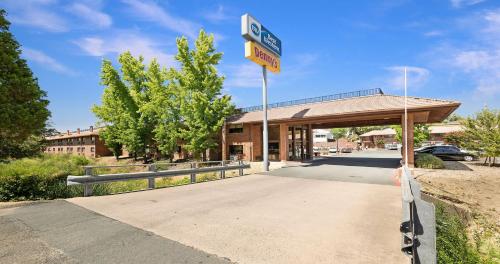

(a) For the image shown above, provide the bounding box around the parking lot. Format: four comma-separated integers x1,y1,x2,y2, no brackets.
266,150,402,185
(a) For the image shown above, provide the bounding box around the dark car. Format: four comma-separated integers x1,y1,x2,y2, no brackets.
415,145,477,161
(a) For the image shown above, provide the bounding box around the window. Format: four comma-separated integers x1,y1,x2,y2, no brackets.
91,136,95,143
228,124,243,134
229,145,243,155
81,147,85,152
90,147,95,152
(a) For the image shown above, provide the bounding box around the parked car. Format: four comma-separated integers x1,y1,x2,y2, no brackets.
385,143,398,150
328,148,337,154
340,148,352,153
415,145,477,161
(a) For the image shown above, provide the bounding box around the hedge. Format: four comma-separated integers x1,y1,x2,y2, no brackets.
415,153,445,169
0,155,89,201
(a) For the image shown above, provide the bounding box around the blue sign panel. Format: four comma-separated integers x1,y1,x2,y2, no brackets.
260,26,281,56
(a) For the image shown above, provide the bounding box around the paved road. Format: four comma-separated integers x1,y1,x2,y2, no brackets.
0,201,231,264
265,150,401,185
69,173,406,264
0,150,406,264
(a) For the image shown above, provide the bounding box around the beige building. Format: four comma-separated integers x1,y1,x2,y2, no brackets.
44,126,112,158
360,123,464,148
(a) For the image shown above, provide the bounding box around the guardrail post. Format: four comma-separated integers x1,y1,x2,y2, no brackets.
84,167,92,176
220,161,225,179
190,163,196,183
83,184,93,197
148,164,156,189
238,160,244,176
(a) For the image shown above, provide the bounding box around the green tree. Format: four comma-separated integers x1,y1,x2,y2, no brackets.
141,60,181,161
444,113,464,123
393,124,430,147
171,30,234,160
92,54,149,160
461,108,500,166
330,128,348,153
0,9,50,159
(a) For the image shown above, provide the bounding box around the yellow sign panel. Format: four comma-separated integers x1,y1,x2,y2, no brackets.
245,41,280,73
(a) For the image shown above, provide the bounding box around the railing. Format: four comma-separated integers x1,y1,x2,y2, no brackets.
238,88,384,113
67,160,250,197
400,165,436,264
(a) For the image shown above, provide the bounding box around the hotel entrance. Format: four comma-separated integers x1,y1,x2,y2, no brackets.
287,125,311,161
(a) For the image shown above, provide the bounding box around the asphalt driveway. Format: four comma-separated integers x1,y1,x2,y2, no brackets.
265,150,401,185
69,172,406,264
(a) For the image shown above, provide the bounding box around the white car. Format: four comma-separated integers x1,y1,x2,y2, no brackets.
328,148,337,153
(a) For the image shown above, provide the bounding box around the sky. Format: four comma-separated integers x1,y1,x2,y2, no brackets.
1,0,500,131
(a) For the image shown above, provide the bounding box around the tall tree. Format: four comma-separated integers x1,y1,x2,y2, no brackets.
460,108,500,166
0,9,50,159
330,128,348,153
141,59,181,160
171,30,234,160
92,55,148,160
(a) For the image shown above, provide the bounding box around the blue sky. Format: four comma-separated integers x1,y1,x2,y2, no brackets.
2,0,500,131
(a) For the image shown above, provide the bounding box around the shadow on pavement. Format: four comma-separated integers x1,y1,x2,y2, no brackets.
304,156,401,169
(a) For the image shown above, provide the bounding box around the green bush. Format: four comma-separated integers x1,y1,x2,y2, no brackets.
0,154,90,201
415,154,445,169
436,205,482,263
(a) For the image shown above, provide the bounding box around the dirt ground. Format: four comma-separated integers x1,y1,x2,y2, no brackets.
413,161,500,240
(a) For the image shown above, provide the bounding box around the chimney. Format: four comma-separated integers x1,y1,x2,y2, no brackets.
67,130,70,135
90,126,94,132
77,128,81,134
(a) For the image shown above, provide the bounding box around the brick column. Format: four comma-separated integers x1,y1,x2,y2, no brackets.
308,124,313,160
221,123,227,160
401,113,415,167
279,124,289,161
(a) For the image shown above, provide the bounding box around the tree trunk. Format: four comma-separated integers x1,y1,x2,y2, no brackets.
336,140,339,155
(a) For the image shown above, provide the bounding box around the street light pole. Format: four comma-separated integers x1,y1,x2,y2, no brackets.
262,66,269,171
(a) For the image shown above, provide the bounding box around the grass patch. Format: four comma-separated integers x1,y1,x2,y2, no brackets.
0,155,244,201
436,205,498,263
0,154,90,201
416,154,445,169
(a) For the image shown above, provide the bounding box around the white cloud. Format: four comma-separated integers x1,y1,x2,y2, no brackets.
2,0,68,32
424,30,444,37
384,66,430,89
121,0,200,39
436,9,500,96
450,0,485,8
22,48,76,75
67,2,112,28
204,5,232,23
223,53,320,89
74,31,174,66
224,63,263,89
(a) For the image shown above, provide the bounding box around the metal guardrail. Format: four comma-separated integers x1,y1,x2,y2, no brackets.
67,160,250,197
400,165,436,264
238,88,384,113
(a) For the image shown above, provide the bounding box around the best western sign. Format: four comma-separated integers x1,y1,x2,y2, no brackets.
245,41,280,73
241,14,281,57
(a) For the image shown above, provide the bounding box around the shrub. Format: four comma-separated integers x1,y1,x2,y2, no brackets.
436,205,482,264
415,154,444,169
0,154,89,201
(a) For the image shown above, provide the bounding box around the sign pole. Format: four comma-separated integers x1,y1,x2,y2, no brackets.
262,65,269,171
404,67,408,167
